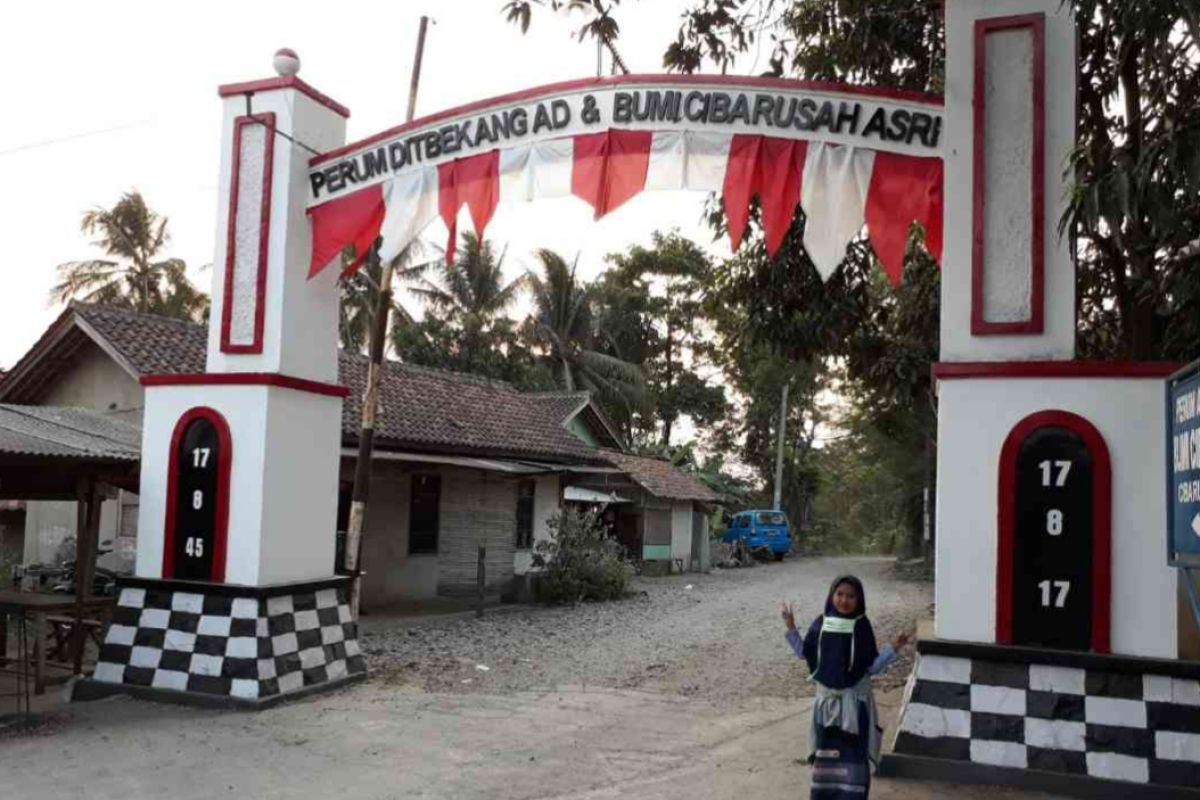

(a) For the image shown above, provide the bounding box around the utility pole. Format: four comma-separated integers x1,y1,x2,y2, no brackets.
773,381,789,511
344,15,430,618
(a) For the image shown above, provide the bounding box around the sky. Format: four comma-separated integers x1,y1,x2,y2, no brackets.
0,0,740,370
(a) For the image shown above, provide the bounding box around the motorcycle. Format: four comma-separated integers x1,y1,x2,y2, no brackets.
49,541,121,597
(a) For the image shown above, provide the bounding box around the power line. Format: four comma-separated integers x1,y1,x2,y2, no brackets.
0,121,152,157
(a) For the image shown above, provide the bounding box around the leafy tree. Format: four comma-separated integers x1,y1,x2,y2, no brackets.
1066,1,1200,359
668,0,1200,362
502,0,629,73
598,232,728,444
52,191,208,320
666,0,944,91
526,249,649,416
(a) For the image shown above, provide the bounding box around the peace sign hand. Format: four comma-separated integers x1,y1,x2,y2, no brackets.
781,602,796,631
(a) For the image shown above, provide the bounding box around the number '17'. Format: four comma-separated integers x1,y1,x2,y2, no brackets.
1039,460,1071,487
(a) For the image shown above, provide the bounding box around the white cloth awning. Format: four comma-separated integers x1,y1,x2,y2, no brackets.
563,486,630,504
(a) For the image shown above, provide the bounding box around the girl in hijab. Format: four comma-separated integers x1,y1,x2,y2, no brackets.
781,575,909,799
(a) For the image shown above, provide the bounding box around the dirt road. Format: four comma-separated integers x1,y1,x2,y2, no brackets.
361,556,929,701
0,557,1064,799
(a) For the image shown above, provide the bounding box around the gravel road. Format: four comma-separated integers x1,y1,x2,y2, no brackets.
3,558,1056,800
360,556,932,704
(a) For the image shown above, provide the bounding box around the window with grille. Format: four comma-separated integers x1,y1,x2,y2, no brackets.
515,479,535,550
409,474,441,555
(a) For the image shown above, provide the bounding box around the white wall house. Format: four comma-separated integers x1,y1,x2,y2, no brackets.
0,303,716,605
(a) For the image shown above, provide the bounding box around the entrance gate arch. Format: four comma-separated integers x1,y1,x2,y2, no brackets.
302,74,946,287
87,66,949,709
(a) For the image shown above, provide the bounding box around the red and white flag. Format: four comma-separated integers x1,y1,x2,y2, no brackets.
309,129,942,286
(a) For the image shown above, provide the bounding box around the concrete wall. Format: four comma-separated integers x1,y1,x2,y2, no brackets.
358,464,539,606
22,497,134,572
205,86,345,384
0,509,25,584
939,0,1077,361
39,340,142,417
936,377,1175,658
24,341,143,573
567,416,599,447
359,461,438,606
438,469,518,597
135,383,342,585
671,501,693,565
513,474,561,575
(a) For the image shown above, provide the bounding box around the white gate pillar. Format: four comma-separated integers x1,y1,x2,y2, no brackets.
82,53,367,708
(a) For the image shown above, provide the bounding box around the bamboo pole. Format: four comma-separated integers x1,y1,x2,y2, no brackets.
344,15,430,618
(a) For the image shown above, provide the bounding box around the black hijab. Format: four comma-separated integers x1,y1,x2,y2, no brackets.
803,574,879,689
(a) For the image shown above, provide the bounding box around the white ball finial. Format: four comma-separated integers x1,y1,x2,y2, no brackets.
273,48,301,78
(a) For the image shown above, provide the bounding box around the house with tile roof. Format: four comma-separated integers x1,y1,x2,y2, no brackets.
0,304,716,604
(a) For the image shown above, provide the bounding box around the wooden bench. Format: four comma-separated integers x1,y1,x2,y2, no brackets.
44,615,106,663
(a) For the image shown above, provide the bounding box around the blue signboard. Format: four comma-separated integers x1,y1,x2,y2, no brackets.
1167,362,1200,563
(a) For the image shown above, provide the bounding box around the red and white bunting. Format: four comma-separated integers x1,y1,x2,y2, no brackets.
309,130,942,285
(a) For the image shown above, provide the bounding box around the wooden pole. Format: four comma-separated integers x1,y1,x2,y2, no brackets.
773,381,789,511
344,15,430,618
476,545,486,619
72,477,100,675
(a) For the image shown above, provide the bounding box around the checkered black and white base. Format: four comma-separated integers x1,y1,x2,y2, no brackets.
89,578,366,704
892,645,1200,790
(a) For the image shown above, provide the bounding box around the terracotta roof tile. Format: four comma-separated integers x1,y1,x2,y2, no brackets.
75,303,208,375
599,450,718,502
71,304,602,463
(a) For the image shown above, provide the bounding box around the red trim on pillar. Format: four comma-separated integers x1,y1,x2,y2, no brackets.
971,13,1046,336
141,372,351,398
996,410,1111,653
219,76,350,119
221,113,276,355
162,407,233,583
933,361,1183,380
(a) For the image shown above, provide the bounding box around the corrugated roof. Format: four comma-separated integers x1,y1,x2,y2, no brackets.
600,450,718,502
0,405,140,461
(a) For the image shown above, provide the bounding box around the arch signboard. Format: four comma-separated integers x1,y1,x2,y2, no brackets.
305,75,945,287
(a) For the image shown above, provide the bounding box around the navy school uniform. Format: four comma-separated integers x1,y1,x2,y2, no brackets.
785,575,896,799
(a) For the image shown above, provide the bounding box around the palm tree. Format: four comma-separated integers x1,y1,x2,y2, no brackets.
411,233,526,330
339,241,427,353
51,191,207,320
527,248,648,413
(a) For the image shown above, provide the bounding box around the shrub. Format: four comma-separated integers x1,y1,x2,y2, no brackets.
532,508,634,604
